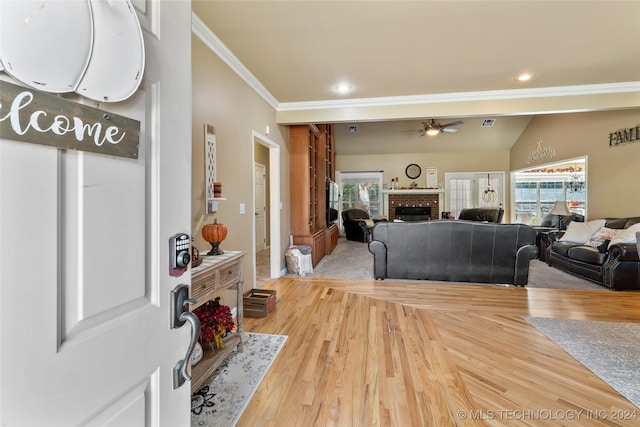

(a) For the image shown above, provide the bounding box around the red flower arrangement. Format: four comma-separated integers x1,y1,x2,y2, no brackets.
193,297,234,350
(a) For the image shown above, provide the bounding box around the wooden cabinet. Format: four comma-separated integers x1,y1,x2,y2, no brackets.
326,223,338,255
290,124,336,266
190,251,245,392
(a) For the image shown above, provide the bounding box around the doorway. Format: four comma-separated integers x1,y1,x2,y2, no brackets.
445,171,505,219
252,131,280,289
254,162,267,253
336,171,383,234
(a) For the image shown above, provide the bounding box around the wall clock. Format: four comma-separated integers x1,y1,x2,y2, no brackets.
405,163,421,179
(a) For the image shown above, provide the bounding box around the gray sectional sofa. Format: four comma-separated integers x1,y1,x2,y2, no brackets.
368,220,538,286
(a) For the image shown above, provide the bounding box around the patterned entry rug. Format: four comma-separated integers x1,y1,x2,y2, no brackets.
191,333,287,427
526,317,640,409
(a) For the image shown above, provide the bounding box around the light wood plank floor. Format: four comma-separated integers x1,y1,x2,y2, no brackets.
240,277,640,426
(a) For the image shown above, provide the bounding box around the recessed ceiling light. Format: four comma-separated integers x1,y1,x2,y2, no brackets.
334,83,352,94
515,73,534,82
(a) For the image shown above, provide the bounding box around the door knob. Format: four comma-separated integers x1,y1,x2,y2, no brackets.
171,284,200,389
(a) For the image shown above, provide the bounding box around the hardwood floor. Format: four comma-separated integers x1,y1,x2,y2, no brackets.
241,277,640,426
255,248,271,288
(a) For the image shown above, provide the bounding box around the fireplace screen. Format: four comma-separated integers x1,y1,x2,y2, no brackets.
394,206,431,221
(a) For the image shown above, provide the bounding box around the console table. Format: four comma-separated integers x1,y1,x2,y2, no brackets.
190,250,245,392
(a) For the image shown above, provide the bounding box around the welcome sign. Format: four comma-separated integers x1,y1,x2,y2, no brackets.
0,80,140,159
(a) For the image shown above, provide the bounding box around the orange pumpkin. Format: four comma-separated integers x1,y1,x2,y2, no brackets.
202,218,227,243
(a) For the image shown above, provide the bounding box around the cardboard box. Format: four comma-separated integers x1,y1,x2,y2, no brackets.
243,289,276,317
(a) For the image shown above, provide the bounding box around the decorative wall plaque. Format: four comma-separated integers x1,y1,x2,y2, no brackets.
526,140,556,164
609,124,639,147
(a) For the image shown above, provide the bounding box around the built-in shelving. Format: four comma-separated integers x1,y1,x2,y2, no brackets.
290,124,336,266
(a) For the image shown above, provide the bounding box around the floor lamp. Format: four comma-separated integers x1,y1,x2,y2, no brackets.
550,201,571,230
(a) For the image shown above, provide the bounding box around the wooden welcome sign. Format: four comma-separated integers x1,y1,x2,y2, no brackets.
0,80,140,159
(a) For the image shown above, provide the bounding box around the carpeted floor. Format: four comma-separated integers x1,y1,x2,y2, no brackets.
191,333,287,427
306,237,606,290
526,317,640,409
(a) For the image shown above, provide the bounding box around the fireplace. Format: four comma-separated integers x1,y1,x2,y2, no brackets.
386,191,441,221
394,206,431,221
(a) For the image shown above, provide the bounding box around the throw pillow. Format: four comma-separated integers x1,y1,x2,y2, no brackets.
597,240,611,253
585,227,619,248
559,219,606,244
362,219,374,228
609,223,640,247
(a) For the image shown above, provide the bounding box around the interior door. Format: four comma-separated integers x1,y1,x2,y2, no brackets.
254,162,267,252
0,2,193,425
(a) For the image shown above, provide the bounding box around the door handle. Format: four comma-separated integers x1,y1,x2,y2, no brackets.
171,284,200,389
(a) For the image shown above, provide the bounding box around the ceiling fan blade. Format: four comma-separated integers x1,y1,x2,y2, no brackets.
441,120,464,128
442,127,459,133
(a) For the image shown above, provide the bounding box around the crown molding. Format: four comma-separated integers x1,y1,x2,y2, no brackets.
192,13,279,109
192,12,639,117
277,82,640,112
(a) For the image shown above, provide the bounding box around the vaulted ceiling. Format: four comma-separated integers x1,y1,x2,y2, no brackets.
192,1,640,153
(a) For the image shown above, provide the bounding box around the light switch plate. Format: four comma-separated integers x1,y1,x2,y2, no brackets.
240,203,245,214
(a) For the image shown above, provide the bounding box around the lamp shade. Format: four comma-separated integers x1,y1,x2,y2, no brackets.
549,201,571,216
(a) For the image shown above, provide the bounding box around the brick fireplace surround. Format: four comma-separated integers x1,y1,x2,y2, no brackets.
387,192,441,221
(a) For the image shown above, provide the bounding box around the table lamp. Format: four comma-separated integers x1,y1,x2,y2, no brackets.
549,201,571,230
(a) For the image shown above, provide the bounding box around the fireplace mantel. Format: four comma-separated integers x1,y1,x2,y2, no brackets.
382,189,445,195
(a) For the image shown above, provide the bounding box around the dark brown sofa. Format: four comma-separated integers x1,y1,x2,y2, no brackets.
368,220,538,286
547,217,640,291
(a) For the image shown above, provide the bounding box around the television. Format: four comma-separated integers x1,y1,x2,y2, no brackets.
326,179,339,224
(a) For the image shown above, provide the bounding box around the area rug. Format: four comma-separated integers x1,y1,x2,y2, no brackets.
309,238,605,290
191,332,287,427
526,317,640,409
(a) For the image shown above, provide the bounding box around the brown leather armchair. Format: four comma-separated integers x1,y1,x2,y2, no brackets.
342,208,373,242
458,207,504,223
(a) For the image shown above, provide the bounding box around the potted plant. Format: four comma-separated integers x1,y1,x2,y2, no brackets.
193,297,234,350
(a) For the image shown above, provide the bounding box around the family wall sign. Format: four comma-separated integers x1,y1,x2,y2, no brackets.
0,80,140,159
609,123,639,148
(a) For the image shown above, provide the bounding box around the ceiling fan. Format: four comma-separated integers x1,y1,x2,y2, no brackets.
415,119,464,136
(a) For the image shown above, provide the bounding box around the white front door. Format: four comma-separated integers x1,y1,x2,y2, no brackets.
254,162,267,253
0,2,193,426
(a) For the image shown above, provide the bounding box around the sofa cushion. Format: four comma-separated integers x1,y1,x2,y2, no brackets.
585,227,619,248
551,241,580,257
609,222,640,246
624,217,640,228
559,219,606,244
603,217,640,230
568,246,608,265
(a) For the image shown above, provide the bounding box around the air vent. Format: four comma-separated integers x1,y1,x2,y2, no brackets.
346,124,358,133
481,119,496,127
